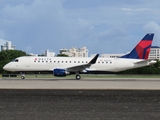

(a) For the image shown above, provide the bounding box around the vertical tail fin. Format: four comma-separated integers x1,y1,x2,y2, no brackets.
120,33,154,59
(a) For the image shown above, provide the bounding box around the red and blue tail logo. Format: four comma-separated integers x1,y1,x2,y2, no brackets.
120,33,154,59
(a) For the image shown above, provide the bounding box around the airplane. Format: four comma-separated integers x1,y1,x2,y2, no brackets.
3,33,156,80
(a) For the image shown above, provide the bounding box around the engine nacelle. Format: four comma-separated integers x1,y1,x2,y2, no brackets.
53,69,66,77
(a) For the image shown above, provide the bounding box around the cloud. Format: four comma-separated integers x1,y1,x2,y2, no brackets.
144,21,160,32
25,46,32,53
0,0,69,52
143,21,160,45
0,38,6,47
122,8,132,11
0,30,5,38
0,0,160,55
121,7,148,11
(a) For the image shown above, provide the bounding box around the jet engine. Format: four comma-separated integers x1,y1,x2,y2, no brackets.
53,68,67,77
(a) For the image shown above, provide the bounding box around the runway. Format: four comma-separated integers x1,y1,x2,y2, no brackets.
0,77,160,90
0,89,160,120
0,78,160,120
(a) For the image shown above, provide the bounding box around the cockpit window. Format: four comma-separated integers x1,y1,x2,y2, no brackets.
15,59,19,62
12,59,19,62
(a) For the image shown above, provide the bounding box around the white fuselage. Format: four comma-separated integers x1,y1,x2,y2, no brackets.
3,56,152,72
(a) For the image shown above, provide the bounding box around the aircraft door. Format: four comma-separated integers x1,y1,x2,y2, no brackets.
25,57,30,67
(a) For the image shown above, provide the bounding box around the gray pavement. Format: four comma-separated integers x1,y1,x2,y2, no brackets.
0,78,160,90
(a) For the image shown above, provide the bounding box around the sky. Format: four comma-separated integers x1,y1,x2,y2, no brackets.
0,0,160,55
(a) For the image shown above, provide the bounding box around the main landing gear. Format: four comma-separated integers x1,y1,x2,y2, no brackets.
75,74,81,80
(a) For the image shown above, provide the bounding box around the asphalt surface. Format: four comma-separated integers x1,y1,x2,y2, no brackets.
0,89,160,120
0,78,160,120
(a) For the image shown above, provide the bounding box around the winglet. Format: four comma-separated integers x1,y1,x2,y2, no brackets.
89,54,99,64
120,33,154,59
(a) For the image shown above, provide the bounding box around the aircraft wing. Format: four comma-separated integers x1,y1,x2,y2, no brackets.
66,54,99,72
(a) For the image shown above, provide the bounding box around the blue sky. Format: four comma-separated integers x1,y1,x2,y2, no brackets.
0,0,160,55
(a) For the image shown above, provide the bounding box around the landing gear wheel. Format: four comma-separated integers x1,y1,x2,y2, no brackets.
21,75,25,79
76,75,81,80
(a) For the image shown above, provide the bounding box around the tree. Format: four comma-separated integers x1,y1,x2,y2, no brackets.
56,54,69,57
118,60,160,74
0,50,26,73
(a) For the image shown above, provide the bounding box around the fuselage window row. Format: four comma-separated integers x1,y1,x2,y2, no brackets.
34,61,89,63
34,60,112,64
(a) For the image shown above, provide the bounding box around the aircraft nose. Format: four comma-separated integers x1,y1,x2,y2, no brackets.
3,64,9,71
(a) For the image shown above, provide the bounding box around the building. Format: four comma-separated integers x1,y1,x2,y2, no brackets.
1,41,15,50
60,47,89,57
100,54,125,58
91,46,160,60
45,50,55,57
149,46,160,59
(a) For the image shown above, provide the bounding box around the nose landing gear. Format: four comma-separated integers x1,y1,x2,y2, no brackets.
21,75,25,79
20,72,25,79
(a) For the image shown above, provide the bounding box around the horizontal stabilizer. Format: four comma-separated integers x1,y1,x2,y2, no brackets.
134,59,157,65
